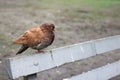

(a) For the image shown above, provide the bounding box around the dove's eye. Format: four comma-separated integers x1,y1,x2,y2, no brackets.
50,26,55,31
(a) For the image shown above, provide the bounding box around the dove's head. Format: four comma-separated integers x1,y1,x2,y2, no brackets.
41,23,55,31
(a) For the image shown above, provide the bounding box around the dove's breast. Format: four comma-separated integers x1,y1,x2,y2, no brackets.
31,29,55,50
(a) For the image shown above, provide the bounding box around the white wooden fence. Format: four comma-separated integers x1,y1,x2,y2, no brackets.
64,60,120,80
3,35,120,80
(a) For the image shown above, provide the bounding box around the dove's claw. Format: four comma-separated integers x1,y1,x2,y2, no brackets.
35,50,44,53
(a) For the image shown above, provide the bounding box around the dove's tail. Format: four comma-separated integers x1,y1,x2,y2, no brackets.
16,45,29,55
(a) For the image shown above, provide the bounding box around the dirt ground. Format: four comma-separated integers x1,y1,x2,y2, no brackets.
0,0,120,80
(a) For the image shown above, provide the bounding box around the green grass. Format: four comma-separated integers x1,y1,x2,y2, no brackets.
78,0,120,9
31,0,120,20
36,0,120,9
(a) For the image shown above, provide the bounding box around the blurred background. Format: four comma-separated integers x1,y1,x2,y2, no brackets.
0,0,120,80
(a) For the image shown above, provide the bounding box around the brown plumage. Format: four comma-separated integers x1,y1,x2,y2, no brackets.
12,23,55,55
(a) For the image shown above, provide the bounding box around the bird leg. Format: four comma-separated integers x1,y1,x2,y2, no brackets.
36,50,44,53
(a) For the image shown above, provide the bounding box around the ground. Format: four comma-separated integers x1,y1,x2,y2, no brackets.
0,0,120,80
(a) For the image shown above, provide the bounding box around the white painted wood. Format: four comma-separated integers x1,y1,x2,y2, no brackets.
64,60,120,80
4,35,120,79
95,35,120,54
7,52,55,79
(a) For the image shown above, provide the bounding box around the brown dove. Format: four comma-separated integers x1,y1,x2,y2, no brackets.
12,23,55,55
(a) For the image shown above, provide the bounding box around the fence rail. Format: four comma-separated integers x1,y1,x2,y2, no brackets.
64,60,120,80
3,35,120,80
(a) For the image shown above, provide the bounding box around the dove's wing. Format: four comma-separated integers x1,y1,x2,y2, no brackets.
12,27,44,46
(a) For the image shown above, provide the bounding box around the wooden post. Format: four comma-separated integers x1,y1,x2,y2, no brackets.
23,73,37,80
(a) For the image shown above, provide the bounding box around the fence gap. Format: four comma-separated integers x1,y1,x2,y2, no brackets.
23,73,37,80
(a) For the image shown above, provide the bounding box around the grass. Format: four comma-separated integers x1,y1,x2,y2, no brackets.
35,0,120,9
32,0,120,20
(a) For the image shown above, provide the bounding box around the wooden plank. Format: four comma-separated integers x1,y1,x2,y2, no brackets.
4,35,120,79
95,36,120,54
63,60,120,80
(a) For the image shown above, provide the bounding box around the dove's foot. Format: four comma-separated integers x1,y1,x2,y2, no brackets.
35,50,44,53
